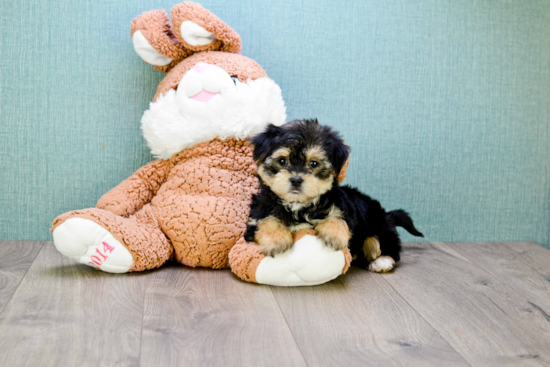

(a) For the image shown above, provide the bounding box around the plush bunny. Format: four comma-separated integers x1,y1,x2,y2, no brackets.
51,2,351,286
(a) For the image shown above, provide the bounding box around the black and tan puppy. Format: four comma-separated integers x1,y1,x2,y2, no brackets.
245,119,424,272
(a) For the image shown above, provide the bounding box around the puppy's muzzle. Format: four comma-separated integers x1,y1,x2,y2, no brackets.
289,176,303,190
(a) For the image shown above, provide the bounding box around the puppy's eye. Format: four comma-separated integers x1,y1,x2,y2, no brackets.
309,161,318,168
231,76,239,84
278,158,287,166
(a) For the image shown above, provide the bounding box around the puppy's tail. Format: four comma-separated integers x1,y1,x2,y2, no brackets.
387,210,424,237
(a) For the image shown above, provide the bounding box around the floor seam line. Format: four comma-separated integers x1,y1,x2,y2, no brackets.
455,242,550,314
269,286,311,367
379,243,473,367
380,275,472,367
0,241,46,320
137,271,149,367
500,241,550,279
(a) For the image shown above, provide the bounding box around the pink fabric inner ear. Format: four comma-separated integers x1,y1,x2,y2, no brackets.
191,90,218,102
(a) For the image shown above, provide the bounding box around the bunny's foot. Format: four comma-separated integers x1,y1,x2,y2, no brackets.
51,205,173,273
53,218,133,273
229,230,352,286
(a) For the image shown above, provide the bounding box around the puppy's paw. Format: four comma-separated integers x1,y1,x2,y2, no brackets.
315,217,350,251
255,217,293,257
368,256,396,273
259,236,294,257
317,231,348,251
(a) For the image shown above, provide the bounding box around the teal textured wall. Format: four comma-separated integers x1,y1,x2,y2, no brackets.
1,0,549,246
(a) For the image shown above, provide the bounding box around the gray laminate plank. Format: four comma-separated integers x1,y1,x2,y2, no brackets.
0,241,44,314
0,242,147,367
271,266,470,367
383,241,550,367
497,241,550,279
140,264,307,367
451,242,550,315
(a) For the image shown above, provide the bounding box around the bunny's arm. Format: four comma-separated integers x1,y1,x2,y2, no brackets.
96,160,170,218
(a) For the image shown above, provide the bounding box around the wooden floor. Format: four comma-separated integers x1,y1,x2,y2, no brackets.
1,241,550,366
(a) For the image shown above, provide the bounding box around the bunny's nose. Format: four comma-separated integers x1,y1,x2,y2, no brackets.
193,62,210,73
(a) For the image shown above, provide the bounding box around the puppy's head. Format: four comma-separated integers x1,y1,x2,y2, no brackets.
252,119,350,203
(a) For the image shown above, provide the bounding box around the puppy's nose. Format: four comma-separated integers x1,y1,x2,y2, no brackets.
290,176,303,187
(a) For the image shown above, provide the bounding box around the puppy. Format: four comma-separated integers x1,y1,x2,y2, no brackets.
244,119,424,272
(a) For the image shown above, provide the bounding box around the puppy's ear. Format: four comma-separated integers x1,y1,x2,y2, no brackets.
330,134,350,178
251,124,283,163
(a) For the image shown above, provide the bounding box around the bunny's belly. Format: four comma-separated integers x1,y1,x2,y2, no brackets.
151,138,259,268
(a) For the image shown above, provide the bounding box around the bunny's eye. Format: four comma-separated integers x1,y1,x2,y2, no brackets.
231,76,239,84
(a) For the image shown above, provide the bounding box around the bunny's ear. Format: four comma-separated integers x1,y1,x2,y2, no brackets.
131,10,192,73
170,2,241,54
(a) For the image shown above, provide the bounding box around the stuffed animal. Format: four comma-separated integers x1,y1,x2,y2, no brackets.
51,1,351,286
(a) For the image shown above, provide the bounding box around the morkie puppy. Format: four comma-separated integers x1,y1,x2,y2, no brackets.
244,119,424,272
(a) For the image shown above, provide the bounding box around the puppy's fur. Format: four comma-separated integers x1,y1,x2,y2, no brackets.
245,119,423,271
